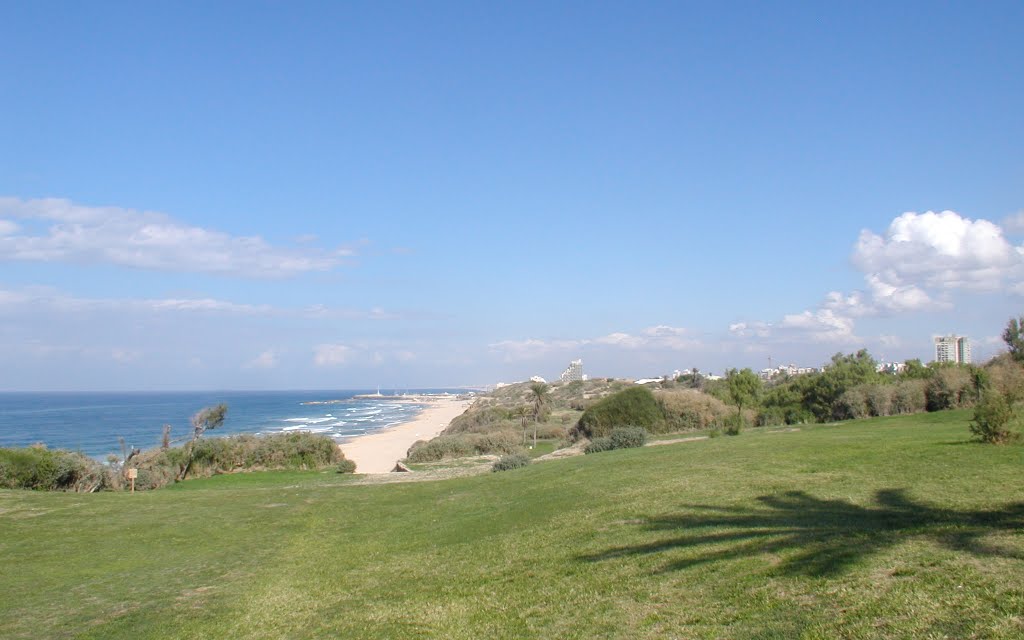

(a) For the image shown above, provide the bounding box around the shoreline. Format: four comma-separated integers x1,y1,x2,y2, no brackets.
339,396,474,473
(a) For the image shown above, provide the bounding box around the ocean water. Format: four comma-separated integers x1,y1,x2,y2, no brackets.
0,389,456,459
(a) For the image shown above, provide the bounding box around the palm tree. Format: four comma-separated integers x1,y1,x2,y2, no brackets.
529,382,549,423
514,405,531,445
529,383,549,448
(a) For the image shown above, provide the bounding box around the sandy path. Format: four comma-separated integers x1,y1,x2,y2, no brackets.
339,397,474,473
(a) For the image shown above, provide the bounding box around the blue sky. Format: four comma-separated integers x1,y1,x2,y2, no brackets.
1,1,1022,390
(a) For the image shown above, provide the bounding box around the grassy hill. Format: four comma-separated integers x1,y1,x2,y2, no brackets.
1,410,1022,639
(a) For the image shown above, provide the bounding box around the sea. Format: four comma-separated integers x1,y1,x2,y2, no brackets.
0,389,459,459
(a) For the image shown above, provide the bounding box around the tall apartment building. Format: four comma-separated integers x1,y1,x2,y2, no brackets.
934,335,971,364
560,359,583,383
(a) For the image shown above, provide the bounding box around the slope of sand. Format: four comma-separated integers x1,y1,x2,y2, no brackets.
340,396,474,473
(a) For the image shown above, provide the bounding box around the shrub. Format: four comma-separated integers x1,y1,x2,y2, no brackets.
969,393,1020,444
657,389,731,431
405,431,521,463
492,453,531,472
987,355,1024,402
0,446,111,492
584,428,647,454
864,384,894,417
926,367,973,411
724,414,743,436
609,426,647,449
406,436,474,462
335,458,357,474
584,438,614,454
837,387,870,420
574,387,666,439
891,380,927,414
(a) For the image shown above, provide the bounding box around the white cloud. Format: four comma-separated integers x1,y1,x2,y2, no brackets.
488,338,585,361
778,309,859,343
314,344,352,366
853,210,1020,294
728,321,771,339
245,350,279,369
0,197,357,278
731,209,1020,350
489,325,700,361
0,285,393,320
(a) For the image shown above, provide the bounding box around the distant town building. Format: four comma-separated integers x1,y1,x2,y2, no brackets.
934,335,971,364
758,364,819,380
560,359,583,383
635,378,663,385
530,375,547,384
876,362,907,375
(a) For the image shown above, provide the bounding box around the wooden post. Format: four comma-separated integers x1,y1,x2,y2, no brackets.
127,468,138,494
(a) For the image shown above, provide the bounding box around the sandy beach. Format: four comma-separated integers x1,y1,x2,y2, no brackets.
340,395,475,473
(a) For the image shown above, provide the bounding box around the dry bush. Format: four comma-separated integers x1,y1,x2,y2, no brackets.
891,380,927,414
656,389,731,432
987,355,1024,402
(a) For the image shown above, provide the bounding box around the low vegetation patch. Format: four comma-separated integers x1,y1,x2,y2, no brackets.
491,453,531,472
406,431,521,463
585,426,647,454
0,445,113,492
1,432,349,492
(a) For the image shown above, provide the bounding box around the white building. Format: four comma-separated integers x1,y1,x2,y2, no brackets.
530,375,547,384
934,335,971,364
560,359,583,383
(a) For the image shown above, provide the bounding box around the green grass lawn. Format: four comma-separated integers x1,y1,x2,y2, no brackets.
2,410,1022,639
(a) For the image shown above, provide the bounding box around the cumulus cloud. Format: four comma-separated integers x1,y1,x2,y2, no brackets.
853,210,1020,295
778,309,858,343
314,344,352,366
0,197,356,278
728,321,771,339
732,209,1021,348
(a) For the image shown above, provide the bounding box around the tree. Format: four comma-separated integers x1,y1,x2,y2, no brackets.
528,383,549,448
529,382,549,423
1002,315,1024,364
176,403,228,481
514,405,531,445
726,368,762,433
804,350,879,421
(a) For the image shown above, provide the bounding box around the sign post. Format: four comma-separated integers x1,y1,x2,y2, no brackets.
127,468,138,494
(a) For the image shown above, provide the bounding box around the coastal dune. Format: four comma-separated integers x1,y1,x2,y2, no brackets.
340,396,474,473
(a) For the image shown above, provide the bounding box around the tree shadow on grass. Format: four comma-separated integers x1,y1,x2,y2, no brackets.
580,489,1024,576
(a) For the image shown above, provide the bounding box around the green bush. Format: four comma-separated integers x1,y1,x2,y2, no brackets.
336,459,357,474
584,427,647,454
969,392,1020,444
609,426,647,449
574,386,666,439
491,453,531,472
584,438,614,454
724,414,743,436
405,431,522,463
0,446,110,492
